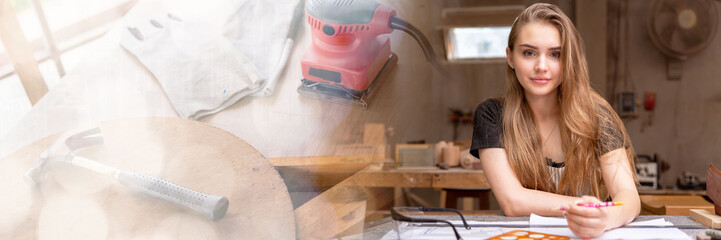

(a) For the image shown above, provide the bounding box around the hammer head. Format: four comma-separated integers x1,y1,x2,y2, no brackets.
24,127,104,186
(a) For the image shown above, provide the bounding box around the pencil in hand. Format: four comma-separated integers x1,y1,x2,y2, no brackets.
552,201,623,211
577,201,623,208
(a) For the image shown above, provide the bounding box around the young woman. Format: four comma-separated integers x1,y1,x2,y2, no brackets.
470,3,639,238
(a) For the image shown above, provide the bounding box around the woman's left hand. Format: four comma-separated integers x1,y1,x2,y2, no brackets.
563,195,610,238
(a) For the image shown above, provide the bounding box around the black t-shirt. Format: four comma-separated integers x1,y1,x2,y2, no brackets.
470,99,504,159
470,98,624,159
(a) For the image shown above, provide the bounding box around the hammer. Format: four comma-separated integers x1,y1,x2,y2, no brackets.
24,127,229,221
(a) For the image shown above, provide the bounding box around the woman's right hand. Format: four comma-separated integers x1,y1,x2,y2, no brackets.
563,196,610,238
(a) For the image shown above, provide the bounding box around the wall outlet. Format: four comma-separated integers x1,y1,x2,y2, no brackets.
617,92,637,118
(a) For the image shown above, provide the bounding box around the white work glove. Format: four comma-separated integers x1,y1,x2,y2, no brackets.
120,13,263,120
223,0,299,97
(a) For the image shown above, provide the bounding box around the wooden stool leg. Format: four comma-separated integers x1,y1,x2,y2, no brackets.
445,190,459,209
393,187,404,206
461,198,474,211
478,190,490,210
439,190,447,208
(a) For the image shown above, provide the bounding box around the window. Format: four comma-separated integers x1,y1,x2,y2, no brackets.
447,26,511,60
438,5,523,63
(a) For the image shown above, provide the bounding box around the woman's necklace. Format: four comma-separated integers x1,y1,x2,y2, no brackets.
544,121,561,188
542,121,558,163
543,122,557,146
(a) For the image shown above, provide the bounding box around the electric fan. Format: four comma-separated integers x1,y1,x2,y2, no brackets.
647,0,718,79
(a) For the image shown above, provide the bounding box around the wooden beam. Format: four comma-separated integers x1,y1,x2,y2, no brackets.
31,0,64,77
295,165,395,239
0,0,138,69
0,0,47,105
269,153,384,192
349,168,489,189
269,154,379,167
354,169,435,188
276,164,363,192
277,164,489,192
431,170,489,188
269,143,388,192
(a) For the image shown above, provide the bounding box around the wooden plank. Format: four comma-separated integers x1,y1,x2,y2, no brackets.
0,0,47,105
638,189,706,195
276,165,362,192
432,170,489,189
351,170,435,188
30,0,64,77
363,210,390,223
640,195,714,216
350,168,489,189
269,154,385,192
269,154,378,167
708,164,721,215
690,209,721,229
0,0,138,69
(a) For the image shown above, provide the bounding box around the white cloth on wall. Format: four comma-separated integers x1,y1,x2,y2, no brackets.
120,13,263,120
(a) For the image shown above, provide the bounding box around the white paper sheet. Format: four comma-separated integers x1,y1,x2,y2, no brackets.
381,226,510,240
581,227,689,239
382,216,687,240
530,214,674,226
381,226,690,240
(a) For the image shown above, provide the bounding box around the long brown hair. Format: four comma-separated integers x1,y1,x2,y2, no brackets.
502,3,636,200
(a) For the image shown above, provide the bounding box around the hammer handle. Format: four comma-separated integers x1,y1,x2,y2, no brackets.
72,156,117,178
116,170,229,221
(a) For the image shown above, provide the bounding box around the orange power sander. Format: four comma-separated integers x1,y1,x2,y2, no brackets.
299,0,446,108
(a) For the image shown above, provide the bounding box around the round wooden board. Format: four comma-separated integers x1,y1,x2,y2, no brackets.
0,118,295,239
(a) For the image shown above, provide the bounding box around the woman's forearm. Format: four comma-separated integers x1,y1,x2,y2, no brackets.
604,190,641,230
498,187,578,216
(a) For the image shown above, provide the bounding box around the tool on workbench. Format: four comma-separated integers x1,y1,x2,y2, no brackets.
299,0,448,108
24,127,229,220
